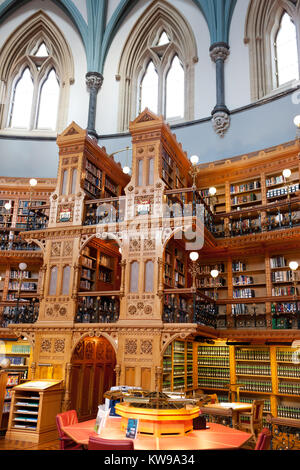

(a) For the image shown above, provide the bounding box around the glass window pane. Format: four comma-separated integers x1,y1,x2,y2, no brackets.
140,61,158,114
145,261,154,292
130,262,139,292
158,31,170,46
37,69,60,130
34,43,49,57
276,13,299,86
137,159,143,186
61,169,68,195
71,168,77,194
166,56,184,119
148,158,154,185
9,68,33,128
62,266,71,295
49,266,58,296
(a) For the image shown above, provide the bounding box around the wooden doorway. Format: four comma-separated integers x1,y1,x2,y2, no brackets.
70,336,116,421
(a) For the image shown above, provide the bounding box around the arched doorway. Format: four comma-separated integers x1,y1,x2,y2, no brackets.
69,336,116,421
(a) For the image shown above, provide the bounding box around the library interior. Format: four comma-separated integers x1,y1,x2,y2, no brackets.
1,0,300,452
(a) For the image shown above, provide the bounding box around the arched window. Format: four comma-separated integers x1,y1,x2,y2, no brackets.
9,67,34,129
130,262,139,293
0,11,74,134
62,265,71,295
49,266,58,296
245,0,300,101
275,13,299,87
117,1,197,131
144,261,154,293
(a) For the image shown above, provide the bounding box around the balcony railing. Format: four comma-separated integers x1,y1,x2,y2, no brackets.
0,229,41,251
1,299,39,326
163,291,217,328
83,198,125,226
75,293,120,323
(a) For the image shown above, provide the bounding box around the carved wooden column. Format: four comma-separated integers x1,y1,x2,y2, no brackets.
62,362,72,411
115,364,121,386
119,260,126,298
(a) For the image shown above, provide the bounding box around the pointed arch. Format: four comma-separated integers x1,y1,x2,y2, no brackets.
245,0,300,101
117,0,198,132
0,10,75,134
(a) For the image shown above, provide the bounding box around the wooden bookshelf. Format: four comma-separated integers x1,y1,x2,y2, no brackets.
80,240,121,292
161,340,300,420
6,379,63,443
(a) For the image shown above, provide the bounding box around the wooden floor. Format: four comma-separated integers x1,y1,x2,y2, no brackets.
0,435,60,450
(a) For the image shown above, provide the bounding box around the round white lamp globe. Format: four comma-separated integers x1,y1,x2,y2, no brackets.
282,169,292,179
29,178,38,187
4,202,11,211
0,358,11,369
189,252,199,262
19,262,27,271
289,261,299,271
190,155,199,166
210,269,219,278
209,187,217,196
123,166,131,174
294,115,300,128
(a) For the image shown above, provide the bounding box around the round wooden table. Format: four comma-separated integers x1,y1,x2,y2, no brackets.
63,417,253,450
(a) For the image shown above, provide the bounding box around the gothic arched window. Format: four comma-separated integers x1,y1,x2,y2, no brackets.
0,12,74,135
274,12,299,87
117,1,197,131
245,0,300,101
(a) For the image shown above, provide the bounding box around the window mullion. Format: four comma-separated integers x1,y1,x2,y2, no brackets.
157,67,164,117
30,73,40,130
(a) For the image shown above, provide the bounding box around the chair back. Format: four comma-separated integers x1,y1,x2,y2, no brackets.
208,394,219,404
255,428,271,450
250,400,264,436
56,410,79,449
88,436,134,450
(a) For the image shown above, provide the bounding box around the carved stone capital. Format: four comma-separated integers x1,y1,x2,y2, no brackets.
86,72,104,93
209,43,230,63
212,111,230,137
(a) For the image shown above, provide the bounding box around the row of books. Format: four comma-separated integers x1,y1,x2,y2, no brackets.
231,193,258,205
272,286,296,296
271,271,293,282
270,256,286,268
230,181,261,194
10,270,32,279
8,281,37,291
86,160,102,178
267,183,299,199
233,288,255,298
233,275,253,286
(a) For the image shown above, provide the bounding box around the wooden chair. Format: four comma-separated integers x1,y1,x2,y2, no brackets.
238,400,265,439
207,393,219,404
255,428,271,450
88,436,134,450
56,410,83,450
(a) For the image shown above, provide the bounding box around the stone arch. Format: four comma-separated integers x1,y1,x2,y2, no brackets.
117,0,198,131
245,0,300,101
0,10,75,133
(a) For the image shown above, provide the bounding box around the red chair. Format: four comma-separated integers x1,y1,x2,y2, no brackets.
88,436,134,450
255,428,271,450
56,410,83,450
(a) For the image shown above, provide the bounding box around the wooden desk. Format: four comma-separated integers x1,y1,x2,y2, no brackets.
63,417,252,450
200,403,252,429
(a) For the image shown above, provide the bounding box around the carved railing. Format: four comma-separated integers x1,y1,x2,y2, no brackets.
83,197,125,226
1,299,39,326
22,205,49,231
0,229,41,251
266,415,300,450
75,293,120,323
163,291,218,328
